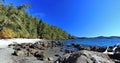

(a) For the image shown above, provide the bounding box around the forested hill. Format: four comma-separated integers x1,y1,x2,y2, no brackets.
0,3,72,39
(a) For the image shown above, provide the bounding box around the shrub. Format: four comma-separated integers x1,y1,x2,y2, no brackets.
0,28,14,38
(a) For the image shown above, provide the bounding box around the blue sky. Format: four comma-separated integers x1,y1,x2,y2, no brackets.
5,0,120,37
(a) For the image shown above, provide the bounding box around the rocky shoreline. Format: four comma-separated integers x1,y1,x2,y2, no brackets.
56,43,120,63
0,40,120,63
8,40,64,63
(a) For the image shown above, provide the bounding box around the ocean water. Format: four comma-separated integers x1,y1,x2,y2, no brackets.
62,38,120,47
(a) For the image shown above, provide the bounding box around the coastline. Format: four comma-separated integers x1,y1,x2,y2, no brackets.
0,39,120,63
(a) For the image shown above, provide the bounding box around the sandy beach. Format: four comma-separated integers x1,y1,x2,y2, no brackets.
0,39,44,48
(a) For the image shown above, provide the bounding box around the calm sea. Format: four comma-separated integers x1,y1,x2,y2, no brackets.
62,38,120,47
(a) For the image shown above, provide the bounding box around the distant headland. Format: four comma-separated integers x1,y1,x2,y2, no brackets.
77,36,120,39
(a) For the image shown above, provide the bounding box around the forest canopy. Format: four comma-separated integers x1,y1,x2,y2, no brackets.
0,3,73,39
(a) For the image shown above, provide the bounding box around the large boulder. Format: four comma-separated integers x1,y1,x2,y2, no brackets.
34,51,46,60
13,49,31,57
56,50,115,63
71,43,106,52
90,46,106,52
28,48,38,55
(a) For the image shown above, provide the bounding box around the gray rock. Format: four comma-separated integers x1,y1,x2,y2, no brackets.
14,49,31,57
76,55,93,63
48,57,54,61
56,50,115,63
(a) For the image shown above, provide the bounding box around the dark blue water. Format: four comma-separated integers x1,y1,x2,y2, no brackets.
62,38,120,47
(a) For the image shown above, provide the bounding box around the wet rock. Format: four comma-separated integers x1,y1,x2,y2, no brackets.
78,45,106,52
72,43,80,48
65,49,73,53
60,48,64,52
109,53,120,60
90,46,105,52
71,43,106,52
55,54,59,57
115,46,120,52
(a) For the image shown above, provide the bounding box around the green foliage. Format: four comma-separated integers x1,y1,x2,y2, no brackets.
0,3,72,39
37,20,70,40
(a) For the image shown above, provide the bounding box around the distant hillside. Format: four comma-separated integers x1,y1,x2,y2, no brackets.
77,36,120,39
95,36,120,39
0,3,72,39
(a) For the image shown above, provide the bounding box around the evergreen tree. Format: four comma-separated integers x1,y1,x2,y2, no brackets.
0,3,73,39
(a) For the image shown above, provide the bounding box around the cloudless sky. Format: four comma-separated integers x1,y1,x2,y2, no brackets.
5,0,120,37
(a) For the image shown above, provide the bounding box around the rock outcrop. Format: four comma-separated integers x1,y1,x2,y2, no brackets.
71,43,106,52
56,50,115,63
8,41,64,61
